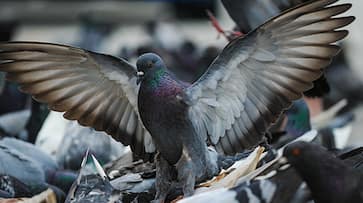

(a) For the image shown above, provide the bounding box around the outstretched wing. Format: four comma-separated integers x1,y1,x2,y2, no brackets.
0,42,155,159
185,0,354,154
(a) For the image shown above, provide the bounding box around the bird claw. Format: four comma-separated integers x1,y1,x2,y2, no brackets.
206,10,228,40
206,9,244,41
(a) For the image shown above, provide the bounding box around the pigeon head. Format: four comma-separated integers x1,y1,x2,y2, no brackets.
285,99,311,137
283,141,348,179
136,53,165,85
283,141,318,165
282,141,334,174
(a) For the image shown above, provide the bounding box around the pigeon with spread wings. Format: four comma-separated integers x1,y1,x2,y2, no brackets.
0,0,354,201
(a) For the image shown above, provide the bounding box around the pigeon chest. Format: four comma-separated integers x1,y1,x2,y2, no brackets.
138,76,192,164
138,77,189,132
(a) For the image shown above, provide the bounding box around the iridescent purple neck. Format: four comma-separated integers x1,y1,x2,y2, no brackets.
141,68,186,98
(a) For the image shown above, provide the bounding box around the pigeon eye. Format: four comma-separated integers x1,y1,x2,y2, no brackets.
147,61,153,68
292,148,300,156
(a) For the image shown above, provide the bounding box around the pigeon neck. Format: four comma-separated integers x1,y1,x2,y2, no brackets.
144,67,167,89
286,100,311,137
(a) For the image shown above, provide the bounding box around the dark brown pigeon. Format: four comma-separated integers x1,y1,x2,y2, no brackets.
284,141,363,203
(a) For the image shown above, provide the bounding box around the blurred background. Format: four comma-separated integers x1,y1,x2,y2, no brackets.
0,0,362,201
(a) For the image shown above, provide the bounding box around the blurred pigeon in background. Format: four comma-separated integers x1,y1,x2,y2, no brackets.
0,109,30,139
34,111,129,170
284,99,311,138
0,137,77,196
56,121,128,171
75,12,115,53
284,141,363,203
268,99,312,147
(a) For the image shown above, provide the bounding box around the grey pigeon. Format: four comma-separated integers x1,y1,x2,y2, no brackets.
1,137,58,172
0,0,354,201
0,137,77,195
56,121,126,171
284,141,363,203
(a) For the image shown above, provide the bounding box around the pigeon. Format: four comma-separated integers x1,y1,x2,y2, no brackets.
0,0,354,201
0,109,31,139
76,12,115,53
0,137,77,194
285,99,311,137
56,121,127,171
284,141,363,203
268,99,312,148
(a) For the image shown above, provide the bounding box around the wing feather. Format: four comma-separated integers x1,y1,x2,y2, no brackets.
0,42,155,159
186,0,354,154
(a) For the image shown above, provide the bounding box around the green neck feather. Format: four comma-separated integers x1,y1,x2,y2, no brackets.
145,68,166,89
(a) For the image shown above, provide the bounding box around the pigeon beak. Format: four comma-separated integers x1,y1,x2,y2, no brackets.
136,71,144,85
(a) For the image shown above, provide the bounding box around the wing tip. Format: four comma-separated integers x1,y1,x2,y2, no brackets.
345,15,356,24
337,29,349,39
330,3,353,18
339,3,352,10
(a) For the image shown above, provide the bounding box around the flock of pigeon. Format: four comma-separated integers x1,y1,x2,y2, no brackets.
0,0,362,202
